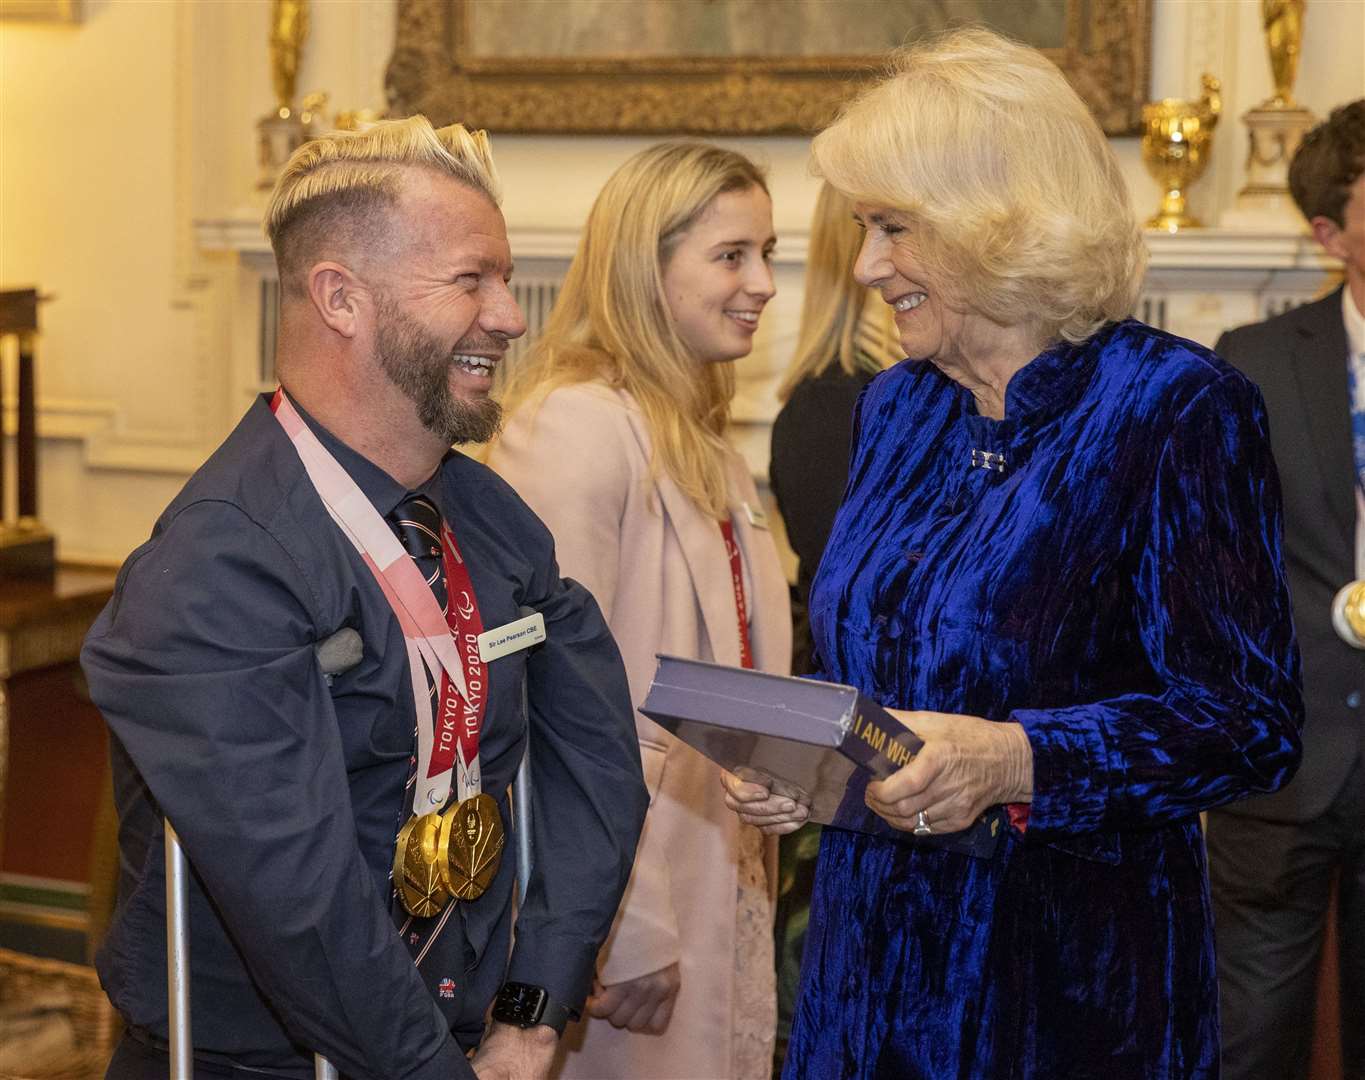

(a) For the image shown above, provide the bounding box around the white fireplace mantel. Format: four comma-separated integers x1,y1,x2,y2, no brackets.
197,213,1334,277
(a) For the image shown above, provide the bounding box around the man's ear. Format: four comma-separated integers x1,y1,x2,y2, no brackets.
306,262,367,339
1310,215,1347,261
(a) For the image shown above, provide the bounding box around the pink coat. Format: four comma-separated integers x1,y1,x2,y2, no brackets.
487,382,791,1079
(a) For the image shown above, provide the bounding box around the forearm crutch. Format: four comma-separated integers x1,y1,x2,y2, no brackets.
513,606,536,902
164,825,338,1079
513,734,533,902
165,630,360,1080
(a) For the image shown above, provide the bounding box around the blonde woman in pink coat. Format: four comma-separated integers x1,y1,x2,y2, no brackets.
486,142,791,1079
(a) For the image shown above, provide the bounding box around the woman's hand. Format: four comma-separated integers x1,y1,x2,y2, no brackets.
586,963,681,1034
720,769,810,835
865,711,1033,835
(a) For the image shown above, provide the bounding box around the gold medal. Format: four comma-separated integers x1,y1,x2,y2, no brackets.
437,793,505,901
395,812,451,918
392,813,419,909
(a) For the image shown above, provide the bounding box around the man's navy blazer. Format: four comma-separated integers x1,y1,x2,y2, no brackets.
82,395,648,1079
1218,287,1365,822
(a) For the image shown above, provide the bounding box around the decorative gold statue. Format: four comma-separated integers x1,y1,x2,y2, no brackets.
1220,0,1315,227
269,0,309,119
1262,0,1306,109
258,0,312,190
1141,74,1222,232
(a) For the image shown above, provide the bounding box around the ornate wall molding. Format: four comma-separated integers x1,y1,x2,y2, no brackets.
12,3,237,484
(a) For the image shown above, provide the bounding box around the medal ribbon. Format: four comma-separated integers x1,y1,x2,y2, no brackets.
719,519,754,670
433,524,487,799
270,388,485,809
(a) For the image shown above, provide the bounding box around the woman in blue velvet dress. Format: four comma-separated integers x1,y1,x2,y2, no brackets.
723,28,1304,1080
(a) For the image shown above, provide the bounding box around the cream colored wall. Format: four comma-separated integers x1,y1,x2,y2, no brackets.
2,0,1363,566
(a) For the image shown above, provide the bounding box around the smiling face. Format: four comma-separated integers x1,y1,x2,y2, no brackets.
851,202,969,365
368,171,526,443
661,185,777,365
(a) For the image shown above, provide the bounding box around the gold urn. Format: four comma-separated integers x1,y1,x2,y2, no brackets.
1141,74,1222,232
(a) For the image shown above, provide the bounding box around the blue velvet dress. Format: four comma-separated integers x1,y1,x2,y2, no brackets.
787,321,1303,1080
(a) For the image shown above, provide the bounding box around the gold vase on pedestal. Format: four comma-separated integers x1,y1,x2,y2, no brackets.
1141,74,1222,232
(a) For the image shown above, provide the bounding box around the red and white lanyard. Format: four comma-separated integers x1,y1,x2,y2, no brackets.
271,388,486,809
719,519,754,670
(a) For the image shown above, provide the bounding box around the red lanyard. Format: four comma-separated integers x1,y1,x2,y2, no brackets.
719,519,754,670
429,523,487,782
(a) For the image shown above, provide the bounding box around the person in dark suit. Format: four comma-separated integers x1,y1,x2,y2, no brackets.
1208,98,1365,1080
81,116,648,1080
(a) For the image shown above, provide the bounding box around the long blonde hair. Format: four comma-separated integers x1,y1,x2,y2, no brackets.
499,142,768,517
777,183,900,402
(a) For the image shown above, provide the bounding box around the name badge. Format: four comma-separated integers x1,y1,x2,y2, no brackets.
743,502,769,530
478,612,547,663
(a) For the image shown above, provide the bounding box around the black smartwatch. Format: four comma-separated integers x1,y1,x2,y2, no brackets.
491,981,580,1036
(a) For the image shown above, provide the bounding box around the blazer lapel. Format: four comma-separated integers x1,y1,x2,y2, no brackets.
1290,288,1354,549
619,405,742,667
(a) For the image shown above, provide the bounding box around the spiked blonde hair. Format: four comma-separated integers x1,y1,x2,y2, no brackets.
498,142,768,518
265,115,500,298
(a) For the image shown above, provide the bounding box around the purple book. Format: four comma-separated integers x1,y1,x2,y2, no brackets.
640,654,1003,858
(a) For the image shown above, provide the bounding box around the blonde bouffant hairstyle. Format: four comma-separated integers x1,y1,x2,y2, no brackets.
499,142,768,518
777,182,901,402
811,27,1145,345
265,115,500,299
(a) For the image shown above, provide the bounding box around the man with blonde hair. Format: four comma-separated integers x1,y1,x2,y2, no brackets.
83,116,647,1080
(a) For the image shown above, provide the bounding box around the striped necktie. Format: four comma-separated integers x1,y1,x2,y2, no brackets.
388,491,446,817
389,493,447,612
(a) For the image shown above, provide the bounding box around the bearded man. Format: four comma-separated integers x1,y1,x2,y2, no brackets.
82,117,647,1080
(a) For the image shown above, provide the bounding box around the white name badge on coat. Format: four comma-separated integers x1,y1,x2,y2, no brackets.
743,502,769,530
478,612,547,663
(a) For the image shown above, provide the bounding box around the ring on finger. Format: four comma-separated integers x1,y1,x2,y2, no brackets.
913,809,933,836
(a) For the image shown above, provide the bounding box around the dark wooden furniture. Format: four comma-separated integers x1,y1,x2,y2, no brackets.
0,567,119,1072
0,287,56,579
0,569,117,939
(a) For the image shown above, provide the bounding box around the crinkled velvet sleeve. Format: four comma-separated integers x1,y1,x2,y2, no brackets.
1014,372,1304,836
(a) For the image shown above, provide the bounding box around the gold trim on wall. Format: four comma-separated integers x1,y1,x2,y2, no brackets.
386,0,1151,137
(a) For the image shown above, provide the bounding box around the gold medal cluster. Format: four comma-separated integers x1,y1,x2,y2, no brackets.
393,793,505,918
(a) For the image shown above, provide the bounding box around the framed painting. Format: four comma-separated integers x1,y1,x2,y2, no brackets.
387,0,1151,137
0,0,82,21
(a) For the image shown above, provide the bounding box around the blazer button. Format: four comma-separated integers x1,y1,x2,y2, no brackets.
1347,691,1361,709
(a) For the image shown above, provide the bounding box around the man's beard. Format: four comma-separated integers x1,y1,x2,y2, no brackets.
374,297,502,445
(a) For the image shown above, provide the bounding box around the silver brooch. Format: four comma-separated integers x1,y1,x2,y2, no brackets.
970,448,1007,473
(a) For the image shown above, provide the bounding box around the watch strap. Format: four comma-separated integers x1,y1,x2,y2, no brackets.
492,981,580,1036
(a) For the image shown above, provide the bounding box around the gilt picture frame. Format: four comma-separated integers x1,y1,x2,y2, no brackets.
0,0,83,22
386,0,1151,137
